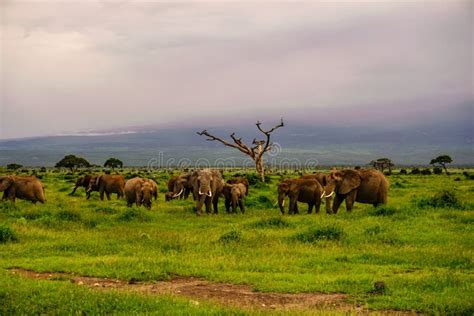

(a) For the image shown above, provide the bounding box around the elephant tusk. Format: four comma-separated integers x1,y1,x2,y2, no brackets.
172,188,184,198
199,189,204,195
324,191,335,198
282,200,285,207
320,191,326,199
207,190,212,197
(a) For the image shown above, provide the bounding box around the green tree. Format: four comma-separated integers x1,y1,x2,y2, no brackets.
6,163,23,170
104,158,123,170
430,155,452,175
55,155,91,173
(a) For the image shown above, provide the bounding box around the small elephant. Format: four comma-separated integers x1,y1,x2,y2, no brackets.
322,168,388,213
226,177,249,196
277,178,323,215
193,169,224,216
88,174,125,201
222,183,247,213
0,175,45,204
124,177,157,209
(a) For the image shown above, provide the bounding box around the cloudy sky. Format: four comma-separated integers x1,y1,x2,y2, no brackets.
1,0,472,139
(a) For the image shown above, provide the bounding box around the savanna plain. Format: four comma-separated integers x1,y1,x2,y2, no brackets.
0,168,473,315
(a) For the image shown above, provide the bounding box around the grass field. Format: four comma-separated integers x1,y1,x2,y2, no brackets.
0,168,473,315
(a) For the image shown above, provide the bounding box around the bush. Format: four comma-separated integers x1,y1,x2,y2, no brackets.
0,225,18,243
219,230,242,244
399,169,407,175
433,167,443,175
294,225,344,243
421,169,432,175
116,209,151,222
417,190,463,209
252,217,289,229
370,206,396,216
410,168,421,175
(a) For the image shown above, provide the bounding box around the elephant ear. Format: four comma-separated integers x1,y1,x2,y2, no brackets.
338,170,361,195
0,176,14,191
320,175,327,186
95,175,103,186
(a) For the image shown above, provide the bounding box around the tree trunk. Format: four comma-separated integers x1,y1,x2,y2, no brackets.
442,163,449,175
255,158,265,183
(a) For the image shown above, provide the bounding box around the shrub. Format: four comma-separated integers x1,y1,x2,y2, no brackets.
56,210,82,222
421,169,432,175
399,169,407,175
370,206,396,216
294,225,344,243
410,168,421,175
246,194,274,209
417,190,463,209
252,217,289,229
116,209,151,222
433,167,443,175
219,230,242,244
0,225,18,243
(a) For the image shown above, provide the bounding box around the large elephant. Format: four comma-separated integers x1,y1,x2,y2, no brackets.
88,174,125,201
192,169,224,216
300,173,332,212
0,176,45,204
277,178,323,215
222,183,247,213
226,177,249,196
124,177,157,209
322,169,388,213
69,175,93,197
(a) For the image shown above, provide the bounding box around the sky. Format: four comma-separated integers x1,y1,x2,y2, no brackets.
1,0,472,139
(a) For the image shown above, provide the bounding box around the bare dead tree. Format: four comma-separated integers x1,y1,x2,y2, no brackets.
197,119,284,182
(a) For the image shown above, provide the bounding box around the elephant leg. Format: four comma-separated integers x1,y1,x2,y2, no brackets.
307,202,314,214
225,199,231,213
105,191,111,201
99,189,105,201
373,202,379,208
239,199,245,213
332,195,344,214
86,191,91,200
345,191,357,212
205,197,212,214
289,196,298,215
213,196,219,214
315,200,321,214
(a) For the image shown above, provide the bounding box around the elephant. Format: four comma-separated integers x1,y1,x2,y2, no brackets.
192,169,224,216
124,177,157,209
226,177,249,196
222,183,247,213
166,174,193,201
322,168,389,213
69,175,93,197
277,178,323,215
0,176,45,204
87,174,125,201
300,173,332,213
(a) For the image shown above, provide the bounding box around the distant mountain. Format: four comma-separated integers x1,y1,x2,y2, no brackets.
0,121,472,167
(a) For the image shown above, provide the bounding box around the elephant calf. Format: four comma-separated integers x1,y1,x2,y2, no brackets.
277,178,323,215
0,175,45,204
124,177,158,209
222,183,247,213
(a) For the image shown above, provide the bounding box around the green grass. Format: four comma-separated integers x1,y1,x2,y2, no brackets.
0,168,473,314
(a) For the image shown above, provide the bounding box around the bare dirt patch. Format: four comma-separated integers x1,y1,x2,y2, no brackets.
10,268,417,314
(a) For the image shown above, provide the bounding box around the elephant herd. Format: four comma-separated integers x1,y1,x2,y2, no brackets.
0,168,388,216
